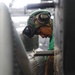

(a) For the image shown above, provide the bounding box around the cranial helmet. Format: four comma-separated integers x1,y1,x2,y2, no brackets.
23,10,51,38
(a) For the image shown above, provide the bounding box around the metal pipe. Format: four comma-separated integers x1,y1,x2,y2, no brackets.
26,2,55,9
34,50,54,56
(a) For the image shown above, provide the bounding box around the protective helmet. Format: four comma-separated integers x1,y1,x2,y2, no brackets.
23,10,51,38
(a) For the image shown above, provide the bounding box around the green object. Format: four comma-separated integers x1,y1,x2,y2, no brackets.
48,33,54,50
48,19,54,50
44,33,54,61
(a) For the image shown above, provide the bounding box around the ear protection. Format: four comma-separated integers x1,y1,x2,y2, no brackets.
23,11,51,38
23,25,36,38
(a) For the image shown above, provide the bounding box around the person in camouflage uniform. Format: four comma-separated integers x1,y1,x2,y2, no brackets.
23,10,54,75
23,10,54,50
